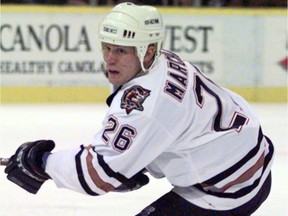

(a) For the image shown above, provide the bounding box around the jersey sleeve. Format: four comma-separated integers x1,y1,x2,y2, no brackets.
45,111,172,196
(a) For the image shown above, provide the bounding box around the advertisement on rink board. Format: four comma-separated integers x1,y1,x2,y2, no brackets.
0,7,287,98
0,12,107,86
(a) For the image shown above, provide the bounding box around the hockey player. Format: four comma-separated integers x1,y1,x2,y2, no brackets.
4,3,274,215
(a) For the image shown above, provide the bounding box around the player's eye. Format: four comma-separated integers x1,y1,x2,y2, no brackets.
116,48,127,55
102,44,111,53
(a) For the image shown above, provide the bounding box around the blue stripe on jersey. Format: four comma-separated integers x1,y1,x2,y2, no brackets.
96,153,130,184
75,145,99,196
203,128,264,186
196,142,273,199
194,128,274,199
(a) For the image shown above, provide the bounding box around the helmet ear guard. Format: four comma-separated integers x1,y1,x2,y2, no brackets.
99,2,164,72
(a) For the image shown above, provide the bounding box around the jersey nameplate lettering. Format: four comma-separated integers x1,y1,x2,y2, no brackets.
162,50,188,102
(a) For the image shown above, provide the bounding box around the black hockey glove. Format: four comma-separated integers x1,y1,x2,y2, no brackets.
113,170,150,192
4,140,55,194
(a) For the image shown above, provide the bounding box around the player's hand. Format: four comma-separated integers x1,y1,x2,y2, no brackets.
4,140,55,194
113,170,150,192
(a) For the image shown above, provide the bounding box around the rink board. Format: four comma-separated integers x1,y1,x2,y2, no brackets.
0,6,287,103
0,86,286,103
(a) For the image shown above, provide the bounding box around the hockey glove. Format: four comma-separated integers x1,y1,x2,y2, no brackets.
114,170,150,192
4,140,55,194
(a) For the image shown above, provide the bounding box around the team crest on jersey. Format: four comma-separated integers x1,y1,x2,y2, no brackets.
121,85,151,115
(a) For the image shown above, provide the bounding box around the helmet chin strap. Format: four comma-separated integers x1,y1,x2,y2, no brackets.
138,45,159,73
118,49,159,86
140,59,148,73
141,57,157,73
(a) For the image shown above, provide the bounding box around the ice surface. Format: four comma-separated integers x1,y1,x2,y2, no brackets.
0,103,287,216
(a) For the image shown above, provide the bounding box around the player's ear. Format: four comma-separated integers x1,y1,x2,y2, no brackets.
143,44,157,69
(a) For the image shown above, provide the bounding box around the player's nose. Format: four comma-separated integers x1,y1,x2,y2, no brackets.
105,51,117,65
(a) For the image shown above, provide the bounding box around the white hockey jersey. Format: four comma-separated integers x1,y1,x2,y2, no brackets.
46,49,274,210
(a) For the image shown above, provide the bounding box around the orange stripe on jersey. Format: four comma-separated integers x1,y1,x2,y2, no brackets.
85,148,116,193
219,152,265,192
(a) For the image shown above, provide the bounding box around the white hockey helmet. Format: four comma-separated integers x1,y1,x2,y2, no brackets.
99,2,164,71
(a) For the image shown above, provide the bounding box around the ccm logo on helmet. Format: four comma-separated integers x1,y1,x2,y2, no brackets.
145,19,159,25
103,27,117,34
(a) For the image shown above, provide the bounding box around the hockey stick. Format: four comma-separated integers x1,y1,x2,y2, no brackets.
0,158,9,166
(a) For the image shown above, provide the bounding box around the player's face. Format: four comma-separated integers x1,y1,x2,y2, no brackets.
102,43,142,87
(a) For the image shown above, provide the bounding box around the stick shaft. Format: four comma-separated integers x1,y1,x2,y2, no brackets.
0,158,9,166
